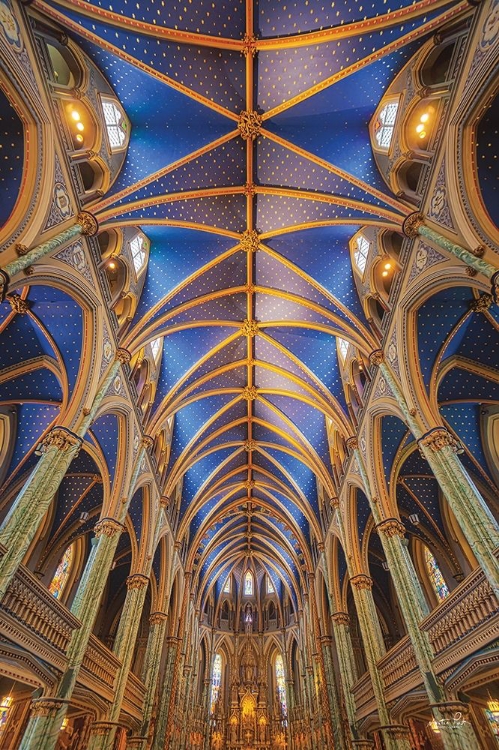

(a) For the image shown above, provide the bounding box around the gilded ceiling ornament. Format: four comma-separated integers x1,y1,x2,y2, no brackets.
244,480,255,489
76,211,99,236
241,33,258,57
240,229,260,252
369,349,384,366
350,574,373,590
242,385,258,401
94,518,123,538
243,182,256,197
116,347,132,364
469,293,493,312
418,427,461,454
243,439,257,452
238,110,262,141
14,243,29,257
142,435,155,450
7,293,29,314
241,319,259,337
402,211,425,238
376,518,406,538
246,284,255,294
346,436,359,451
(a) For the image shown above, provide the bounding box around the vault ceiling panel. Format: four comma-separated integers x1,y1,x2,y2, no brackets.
6,404,59,480
169,393,244,461
254,332,331,393
0,87,23,228
255,192,377,234
89,413,120,482
0,369,61,404
438,367,499,403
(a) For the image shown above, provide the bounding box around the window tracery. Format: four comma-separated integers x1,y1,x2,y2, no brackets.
101,98,129,151
130,233,147,275
374,101,399,150
354,234,370,274
337,338,349,362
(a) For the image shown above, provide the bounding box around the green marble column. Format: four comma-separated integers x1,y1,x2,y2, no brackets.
87,573,151,750
370,351,499,600
320,634,348,750
152,638,180,750
0,348,131,602
0,212,98,300
308,576,335,749
17,438,151,750
131,610,169,745
402,212,499,296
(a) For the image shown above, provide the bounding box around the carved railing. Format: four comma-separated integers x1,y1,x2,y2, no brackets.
352,560,499,718
0,556,146,717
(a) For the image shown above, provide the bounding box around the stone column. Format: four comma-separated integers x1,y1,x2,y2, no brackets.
376,519,481,750
151,638,180,750
87,574,151,750
370,350,499,600
0,212,98,300
320,634,348,750
17,438,152,750
402,212,499,298
0,348,131,601
307,575,335,749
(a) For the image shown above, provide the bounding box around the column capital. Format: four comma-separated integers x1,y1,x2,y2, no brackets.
378,725,412,741
29,698,69,717
349,574,373,590
418,427,461,454
36,426,82,455
329,496,340,509
376,518,406,538
6,293,29,314
150,611,168,625
402,211,425,238
126,573,149,589
142,434,155,450
346,436,358,451
319,635,333,646
331,611,350,626
430,701,471,720
94,517,124,538
90,721,124,736
116,347,132,364
160,495,170,508
76,210,99,236
368,349,384,366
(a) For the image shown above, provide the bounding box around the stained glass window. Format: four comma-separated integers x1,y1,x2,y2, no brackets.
485,702,499,738
337,338,349,362
0,696,12,740
374,101,399,150
130,234,147,274
150,337,162,362
102,99,128,150
424,546,450,601
244,570,253,596
267,576,275,594
223,576,231,593
48,544,74,599
275,654,288,718
354,235,369,274
210,653,222,714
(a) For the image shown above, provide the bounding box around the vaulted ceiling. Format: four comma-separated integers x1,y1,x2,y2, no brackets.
34,0,469,606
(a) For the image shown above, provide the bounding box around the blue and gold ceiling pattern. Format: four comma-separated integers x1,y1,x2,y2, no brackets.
3,0,493,607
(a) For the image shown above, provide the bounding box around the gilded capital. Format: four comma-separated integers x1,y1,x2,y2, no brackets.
242,385,258,401
418,427,460,454
116,347,132,364
142,434,155,450
30,698,68,717
368,349,384,366
94,517,123,538
376,518,406,538
76,211,99,236
469,293,493,313
350,574,373,590
37,427,82,455
238,110,262,140
331,611,350,626
126,573,149,590
160,495,170,508
329,496,340,509
402,211,425,238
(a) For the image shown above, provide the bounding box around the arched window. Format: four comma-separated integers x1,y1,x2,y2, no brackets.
101,97,129,151
130,233,148,275
374,101,399,150
354,234,369,274
244,570,254,596
337,338,349,362
267,575,275,594
210,653,222,713
424,546,450,601
48,544,74,599
223,576,231,593
150,337,162,363
275,654,288,718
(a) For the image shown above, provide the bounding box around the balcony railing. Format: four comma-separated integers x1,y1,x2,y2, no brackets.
352,559,499,718
0,552,145,717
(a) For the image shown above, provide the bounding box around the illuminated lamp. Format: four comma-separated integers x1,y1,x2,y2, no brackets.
76,134,84,144
71,110,80,121
76,122,84,132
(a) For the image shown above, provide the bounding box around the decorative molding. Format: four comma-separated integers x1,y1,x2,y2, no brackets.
238,110,262,140
37,427,82,455
418,427,460,454
350,574,373,590
94,518,124,538
376,518,406,538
